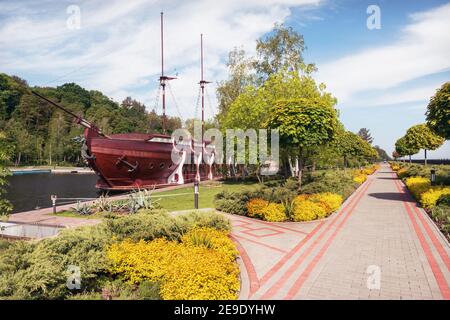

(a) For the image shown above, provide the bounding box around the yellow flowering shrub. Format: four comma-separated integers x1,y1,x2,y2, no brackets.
246,198,269,218
397,167,409,178
420,187,450,209
353,174,367,184
294,194,311,201
292,198,327,221
181,227,238,261
161,245,240,300
309,192,343,214
107,229,240,300
260,203,287,222
361,167,375,175
405,176,431,199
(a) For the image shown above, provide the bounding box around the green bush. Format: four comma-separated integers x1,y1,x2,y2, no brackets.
0,210,231,300
395,163,450,185
174,210,230,232
437,194,450,206
431,204,450,234
96,279,161,300
301,170,357,199
0,239,11,252
214,190,259,215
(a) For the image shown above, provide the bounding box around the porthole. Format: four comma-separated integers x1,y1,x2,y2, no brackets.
168,163,173,169
149,163,154,169
160,163,165,169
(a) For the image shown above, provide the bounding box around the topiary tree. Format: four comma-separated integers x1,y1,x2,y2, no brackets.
404,124,444,165
392,151,400,160
395,136,419,163
426,82,450,139
266,98,339,189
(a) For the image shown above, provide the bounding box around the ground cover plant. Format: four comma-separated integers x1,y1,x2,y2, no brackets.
214,164,378,222
391,162,450,240
0,210,239,300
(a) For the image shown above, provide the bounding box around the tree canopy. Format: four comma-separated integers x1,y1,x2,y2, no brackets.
404,124,444,153
395,136,419,158
426,82,450,139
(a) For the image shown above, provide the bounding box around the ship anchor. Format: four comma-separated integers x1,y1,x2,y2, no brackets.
115,156,139,173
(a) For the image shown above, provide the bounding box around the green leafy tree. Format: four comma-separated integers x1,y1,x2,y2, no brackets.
403,124,444,165
221,70,336,130
373,145,390,161
0,131,13,215
426,82,450,139
4,119,34,166
254,23,313,79
357,128,374,144
333,130,377,167
216,48,255,122
266,98,339,189
395,136,419,163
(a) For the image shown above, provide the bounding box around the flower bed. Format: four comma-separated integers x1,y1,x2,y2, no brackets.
107,227,240,300
215,165,378,222
391,162,450,240
0,210,240,300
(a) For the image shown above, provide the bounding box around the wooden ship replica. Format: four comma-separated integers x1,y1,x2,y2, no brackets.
32,13,217,190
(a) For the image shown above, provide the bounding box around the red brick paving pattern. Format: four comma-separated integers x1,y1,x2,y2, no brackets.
229,164,450,300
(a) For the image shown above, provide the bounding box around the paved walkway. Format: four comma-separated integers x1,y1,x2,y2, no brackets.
7,180,207,228
229,164,450,300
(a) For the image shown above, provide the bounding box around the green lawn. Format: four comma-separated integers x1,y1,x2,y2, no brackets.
52,211,106,219
152,181,259,211
52,181,260,217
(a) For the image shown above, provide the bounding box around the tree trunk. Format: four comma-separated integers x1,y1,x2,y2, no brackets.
16,152,22,167
312,161,316,172
297,157,303,192
424,149,427,166
409,155,411,164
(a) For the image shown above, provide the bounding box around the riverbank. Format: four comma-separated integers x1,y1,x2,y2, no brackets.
7,179,225,227
8,166,94,174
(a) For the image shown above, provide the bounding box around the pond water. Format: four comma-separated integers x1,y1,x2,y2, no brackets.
6,173,99,213
0,221,62,239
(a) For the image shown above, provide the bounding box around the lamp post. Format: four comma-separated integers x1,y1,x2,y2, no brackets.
194,179,199,209
430,169,436,185
51,195,57,214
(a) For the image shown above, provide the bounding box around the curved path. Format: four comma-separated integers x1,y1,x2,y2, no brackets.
229,164,450,300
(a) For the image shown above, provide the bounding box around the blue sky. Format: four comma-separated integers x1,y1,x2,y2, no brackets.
0,0,449,158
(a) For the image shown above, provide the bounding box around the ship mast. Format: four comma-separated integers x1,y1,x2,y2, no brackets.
199,34,211,143
159,12,175,135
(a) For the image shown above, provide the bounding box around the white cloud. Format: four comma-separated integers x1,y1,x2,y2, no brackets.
317,3,450,106
0,0,320,118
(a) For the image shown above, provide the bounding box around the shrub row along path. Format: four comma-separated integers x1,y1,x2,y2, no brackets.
229,164,450,300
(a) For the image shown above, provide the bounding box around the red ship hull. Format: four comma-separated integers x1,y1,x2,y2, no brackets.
84,130,217,190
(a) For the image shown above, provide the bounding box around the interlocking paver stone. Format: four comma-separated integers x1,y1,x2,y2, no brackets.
231,164,450,300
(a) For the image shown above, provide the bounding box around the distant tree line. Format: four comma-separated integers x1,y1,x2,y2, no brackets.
0,74,182,166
